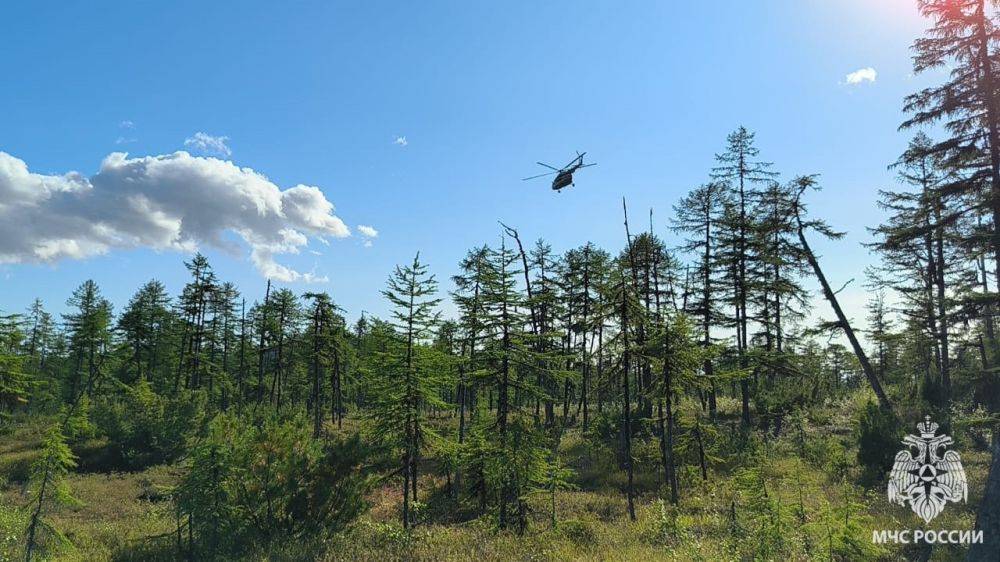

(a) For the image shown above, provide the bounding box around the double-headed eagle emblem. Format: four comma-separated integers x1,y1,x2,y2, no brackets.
887,416,967,523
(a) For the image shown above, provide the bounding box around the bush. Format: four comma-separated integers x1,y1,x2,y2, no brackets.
803,434,851,479
92,380,205,469
639,499,684,545
175,413,373,559
854,401,901,485
558,519,596,545
731,457,790,560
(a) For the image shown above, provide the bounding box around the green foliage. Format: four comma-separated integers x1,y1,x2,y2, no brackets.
639,498,686,545
92,380,205,469
532,429,577,528
854,401,901,485
459,415,553,532
920,371,948,410
557,518,596,545
585,408,621,445
30,423,78,504
674,410,721,477
24,423,78,561
0,314,30,420
175,414,373,558
0,501,28,562
63,280,113,402
810,492,887,562
65,395,97,441
730,445,789,560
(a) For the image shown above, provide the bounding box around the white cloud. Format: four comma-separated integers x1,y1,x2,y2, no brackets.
845,67,877,85
117,121,137,144
363,240,373,248
0,150,352,283
184,132,232,157
393,135,408,147
357,224,378,238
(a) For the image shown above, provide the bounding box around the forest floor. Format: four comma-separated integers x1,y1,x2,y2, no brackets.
0,390,990,561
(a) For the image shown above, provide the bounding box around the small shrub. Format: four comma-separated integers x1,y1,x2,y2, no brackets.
854,401,901,485
803,434,851,478
410,500,429,526
558,519,596,545
92,381,205,469
640,499,682,545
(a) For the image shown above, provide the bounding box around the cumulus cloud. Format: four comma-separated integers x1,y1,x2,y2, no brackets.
0,150,351,283
184,132,232,157
119,120,135,129
845,67,877,85
357,224,378,238
393,135,408,147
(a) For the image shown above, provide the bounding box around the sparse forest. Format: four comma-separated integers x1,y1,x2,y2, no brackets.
5,1,1000,561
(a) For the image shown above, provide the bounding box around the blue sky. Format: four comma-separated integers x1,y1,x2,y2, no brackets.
2,1,933,324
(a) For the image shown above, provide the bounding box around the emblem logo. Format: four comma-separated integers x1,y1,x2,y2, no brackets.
888,416,967,523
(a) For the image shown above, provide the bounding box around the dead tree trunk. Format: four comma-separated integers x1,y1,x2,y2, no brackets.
794,204,891,410
621,198,638,521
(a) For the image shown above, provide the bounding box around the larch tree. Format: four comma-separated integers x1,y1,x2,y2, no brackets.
175,254,217,392
117,280,172,388
451,245,489,501
869,133,978,406
0,315,29,420
24,423,77,562
266,288,300,412
303,292,341,437
373,252,443,528
529,239,564,427
619,199,641,521
63,280,112,404
712,127,778,427
673,182,729,418
900,1,1000,556
471,236,552,532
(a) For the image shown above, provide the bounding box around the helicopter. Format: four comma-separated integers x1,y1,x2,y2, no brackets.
522,151,596,191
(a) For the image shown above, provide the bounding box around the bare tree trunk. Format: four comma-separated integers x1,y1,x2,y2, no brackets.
621,198,638,521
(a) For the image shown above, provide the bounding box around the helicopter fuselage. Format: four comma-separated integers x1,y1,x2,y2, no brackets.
552,171,574,190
